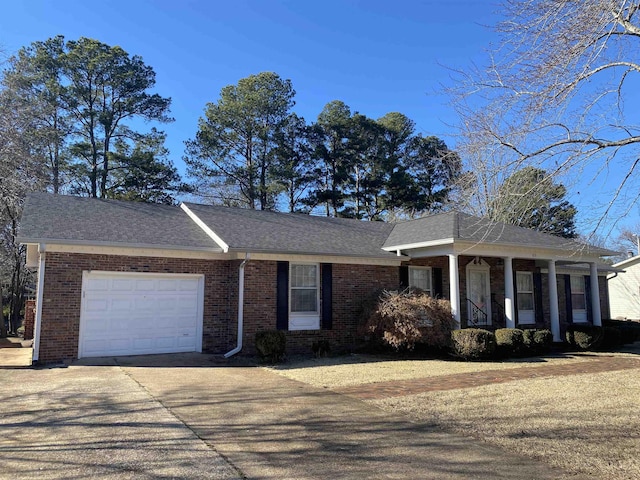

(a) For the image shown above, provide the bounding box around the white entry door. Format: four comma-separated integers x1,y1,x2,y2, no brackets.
79,271,204,358
467,261,491,325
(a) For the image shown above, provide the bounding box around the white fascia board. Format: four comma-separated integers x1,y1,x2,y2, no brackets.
46,243,231,260
238,251,404,266
180,203,230,253
452,241,604,262
382,238,454,252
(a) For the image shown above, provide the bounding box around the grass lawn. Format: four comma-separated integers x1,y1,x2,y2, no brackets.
267,348,640,479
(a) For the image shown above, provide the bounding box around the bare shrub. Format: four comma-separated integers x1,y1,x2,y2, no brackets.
364,289,457,351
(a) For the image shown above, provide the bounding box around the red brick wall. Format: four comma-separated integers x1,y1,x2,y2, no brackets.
240,261,400,355
39,252,235,363
23,299,36,340
38,253,401,362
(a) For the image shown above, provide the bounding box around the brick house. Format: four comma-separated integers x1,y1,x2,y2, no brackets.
18,193,616,364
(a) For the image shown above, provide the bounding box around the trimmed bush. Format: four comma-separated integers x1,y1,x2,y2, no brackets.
255,330,286,363
604,320,640,345
451,328,496,361
565,325,603,350
522,329,535,352
533,329,553,354
495,328,525,357
364,289,458,351
600,326,622,350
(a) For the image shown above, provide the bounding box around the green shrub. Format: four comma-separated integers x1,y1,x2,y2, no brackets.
533,329,553,354
605,320,640,345
451,329,496,361
365,289,457,351
255,330,286,363
495,328,525,357
565,325,603,350
311,339,330,357
600,326,622,350
522,329,535,352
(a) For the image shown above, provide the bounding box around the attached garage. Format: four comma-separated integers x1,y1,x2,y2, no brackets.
79,271,204,358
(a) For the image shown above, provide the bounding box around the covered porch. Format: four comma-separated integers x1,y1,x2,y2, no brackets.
384,212,615,342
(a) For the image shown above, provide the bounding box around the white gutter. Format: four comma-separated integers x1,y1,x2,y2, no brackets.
224,253,250,358
32,243,46,363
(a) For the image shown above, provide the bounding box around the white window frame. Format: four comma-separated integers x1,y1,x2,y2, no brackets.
570,275,588,323
288,262,320,331
408,266,432,295
516,271,535,325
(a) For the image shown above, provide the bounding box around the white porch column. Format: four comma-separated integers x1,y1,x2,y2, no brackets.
448,254,461,327
504,257,515,329
589,262,602,326
548,260,561,342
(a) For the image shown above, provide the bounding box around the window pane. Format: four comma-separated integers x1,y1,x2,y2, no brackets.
291,264,317,288
516,272,533,292
570,276,584,293
291,288,317,312
518,293,534,311
572,294,586,310
409,268,431,291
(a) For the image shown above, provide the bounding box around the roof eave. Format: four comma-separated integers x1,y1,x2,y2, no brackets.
17,237,224,254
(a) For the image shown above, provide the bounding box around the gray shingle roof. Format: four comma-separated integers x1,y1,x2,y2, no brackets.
385,211,615,256
182,202,396,258
18,193,218,251
19,194,615,259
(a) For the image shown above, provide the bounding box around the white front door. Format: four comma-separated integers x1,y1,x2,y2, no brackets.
467,260,491,326
79,271,204,358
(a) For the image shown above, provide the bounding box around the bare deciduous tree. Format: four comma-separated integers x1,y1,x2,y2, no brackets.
451,0,640,236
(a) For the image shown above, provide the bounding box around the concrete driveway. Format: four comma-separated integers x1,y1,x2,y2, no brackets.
0,361,242,480
1,354,585,480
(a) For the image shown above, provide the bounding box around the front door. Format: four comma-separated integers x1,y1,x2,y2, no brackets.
467,260,491,326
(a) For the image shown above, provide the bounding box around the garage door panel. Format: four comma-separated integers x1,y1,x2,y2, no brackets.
79,272,203,358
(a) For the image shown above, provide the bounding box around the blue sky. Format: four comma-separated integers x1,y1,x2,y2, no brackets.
2,0,634,237
0,0,495,160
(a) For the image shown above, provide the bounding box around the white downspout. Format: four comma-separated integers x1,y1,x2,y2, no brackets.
32,243,46,363
224,253,250,358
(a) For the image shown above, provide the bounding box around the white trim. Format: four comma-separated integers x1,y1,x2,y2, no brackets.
180,203,230,253
32,244,46,363
504,257,515,329
449,254,460,325
33,243,403,266
246,252,403,266
78,271,204,358
288,262,321,331
383,238,454,251
41,243,228,259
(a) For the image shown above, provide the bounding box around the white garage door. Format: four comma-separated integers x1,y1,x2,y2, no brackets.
79,271,204,358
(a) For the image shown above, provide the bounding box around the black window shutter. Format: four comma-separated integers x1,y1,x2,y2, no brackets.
321,263,333,330
564,274,573,323
584,276,592,323
276,261,289,330
432,268,443,298
533,272,544,324
399,266,409,288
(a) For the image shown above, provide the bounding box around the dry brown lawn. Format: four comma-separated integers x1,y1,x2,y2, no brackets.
269,353,591,388
268,349,640,479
